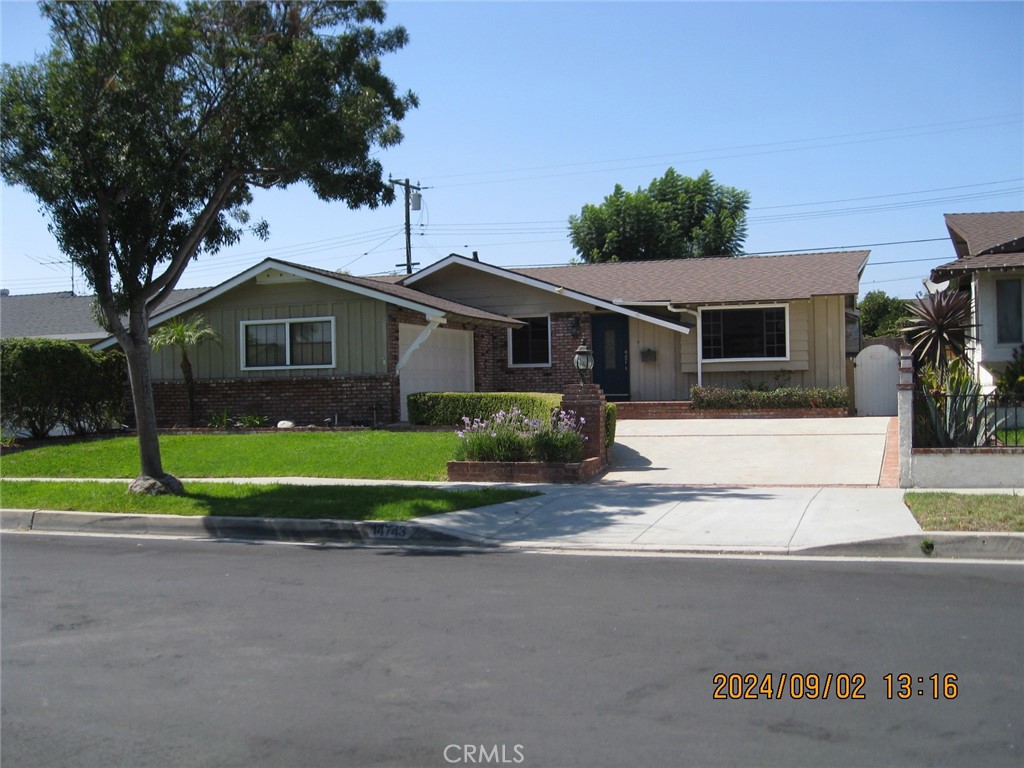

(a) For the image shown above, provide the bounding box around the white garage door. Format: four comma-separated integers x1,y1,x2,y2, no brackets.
398,324,475,421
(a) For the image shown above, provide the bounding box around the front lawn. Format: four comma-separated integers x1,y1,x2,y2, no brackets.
1,431,460,481
0,481,536,522
904,492,1024,532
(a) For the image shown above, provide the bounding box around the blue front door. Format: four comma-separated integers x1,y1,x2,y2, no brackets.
591,314,630,401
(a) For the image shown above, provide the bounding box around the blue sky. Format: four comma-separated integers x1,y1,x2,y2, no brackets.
2,1,1022,299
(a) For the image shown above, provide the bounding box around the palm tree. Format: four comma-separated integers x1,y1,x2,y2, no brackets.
150,314,220,426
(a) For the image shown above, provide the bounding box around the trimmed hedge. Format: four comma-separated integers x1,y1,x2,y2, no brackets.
605,402,617,448
691,386,849,411
1,337,127,438
408,392,564,426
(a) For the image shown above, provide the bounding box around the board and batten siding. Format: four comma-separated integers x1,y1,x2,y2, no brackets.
628,317,686,400
412,263,587,316
676,297,846,396
149,279,388,381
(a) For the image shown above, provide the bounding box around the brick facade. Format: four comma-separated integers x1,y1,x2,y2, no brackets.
149,375,398,428
474,312,593,394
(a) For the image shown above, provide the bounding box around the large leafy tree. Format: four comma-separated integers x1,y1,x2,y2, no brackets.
2,0,416,493
568,168,750,263
858,290,910,338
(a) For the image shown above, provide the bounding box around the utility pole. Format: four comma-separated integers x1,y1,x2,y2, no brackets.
389,178,422,275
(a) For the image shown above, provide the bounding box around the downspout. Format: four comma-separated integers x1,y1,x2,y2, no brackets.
396,315,446,372
670,305,701,390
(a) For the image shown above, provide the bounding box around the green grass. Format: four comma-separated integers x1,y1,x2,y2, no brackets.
0,480,537,522
996,428,1024,447
904,493,1024,533
1,431,460,481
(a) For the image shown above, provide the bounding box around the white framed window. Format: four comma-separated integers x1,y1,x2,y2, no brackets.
699,304,790,362
508,316,551,367
240,317,335,370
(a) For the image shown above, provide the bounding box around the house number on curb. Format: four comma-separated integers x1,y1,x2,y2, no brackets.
364,523,411,539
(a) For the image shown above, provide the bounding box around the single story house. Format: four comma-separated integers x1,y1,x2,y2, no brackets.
930,211,1024,392
11,248,866,427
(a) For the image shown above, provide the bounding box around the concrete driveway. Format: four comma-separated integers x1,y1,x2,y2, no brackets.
606,417,893,486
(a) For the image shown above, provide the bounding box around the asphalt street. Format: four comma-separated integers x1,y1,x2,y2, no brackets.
2,534,1022,768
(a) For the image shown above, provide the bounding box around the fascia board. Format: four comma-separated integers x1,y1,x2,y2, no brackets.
405,256,690,335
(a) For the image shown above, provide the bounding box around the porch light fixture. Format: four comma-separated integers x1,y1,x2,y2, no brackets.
573,343,594,385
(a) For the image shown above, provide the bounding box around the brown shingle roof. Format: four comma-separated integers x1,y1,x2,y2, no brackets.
931,212,1024,280
510,251,868,305
944,212,1024,257
931,251,1024,280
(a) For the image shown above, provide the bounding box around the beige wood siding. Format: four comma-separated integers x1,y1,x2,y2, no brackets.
676,297,847,394
150,278,388,381
413,263,589,315
629,318,685,400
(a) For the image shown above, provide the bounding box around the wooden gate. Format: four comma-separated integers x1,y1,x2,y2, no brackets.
854,344,899,416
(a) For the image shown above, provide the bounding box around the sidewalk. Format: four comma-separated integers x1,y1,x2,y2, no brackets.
412,482,1024,558
4,477,1024,559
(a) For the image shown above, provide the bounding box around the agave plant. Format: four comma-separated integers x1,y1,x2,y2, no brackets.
918,360,1003,447
901,290,976,372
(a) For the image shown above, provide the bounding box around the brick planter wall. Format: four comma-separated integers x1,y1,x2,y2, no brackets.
148,376,398,428
447,457,605,484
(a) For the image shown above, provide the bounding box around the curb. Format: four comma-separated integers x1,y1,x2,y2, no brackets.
0,509,482,547
795,533,1024,561
4,510,1023,562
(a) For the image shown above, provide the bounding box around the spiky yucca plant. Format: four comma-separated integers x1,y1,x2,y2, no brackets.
902,290,976,372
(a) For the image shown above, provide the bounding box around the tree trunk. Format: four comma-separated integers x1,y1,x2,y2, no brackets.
181,354,195,427
121,307,184,495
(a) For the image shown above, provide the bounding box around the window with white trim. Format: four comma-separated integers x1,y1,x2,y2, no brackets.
701,306,788,360
508,316,550,366
241,317,335,370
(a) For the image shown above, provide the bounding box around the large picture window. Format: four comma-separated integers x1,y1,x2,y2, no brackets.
996,279,1023,345
241,317,334,370
701,306,788,360
508,316,550,366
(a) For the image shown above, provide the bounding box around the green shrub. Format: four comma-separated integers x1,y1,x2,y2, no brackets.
455,407,585,463
994,344,1024,404
690,386,849,411
408,392,563,425
0,338,127,437
605,402,617,448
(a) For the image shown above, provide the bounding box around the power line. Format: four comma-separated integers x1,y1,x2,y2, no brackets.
422,113,1022,183
425,116,1024,189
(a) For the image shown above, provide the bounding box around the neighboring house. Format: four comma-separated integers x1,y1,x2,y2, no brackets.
401,250,867,403
0,287,207,345
931,211,1024,392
